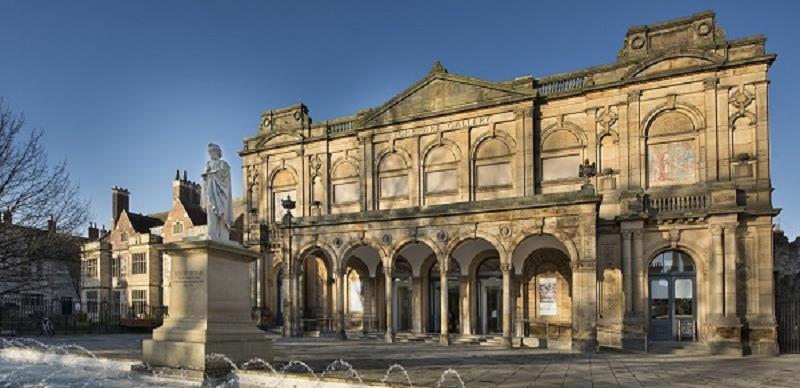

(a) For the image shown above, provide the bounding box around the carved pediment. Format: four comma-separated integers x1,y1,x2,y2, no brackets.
259,103,311,134
363,62,532,126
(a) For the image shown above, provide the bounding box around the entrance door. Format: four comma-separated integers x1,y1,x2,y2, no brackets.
478,278,502,334
394,280,412,331
430,280,460,333
648,250,696,341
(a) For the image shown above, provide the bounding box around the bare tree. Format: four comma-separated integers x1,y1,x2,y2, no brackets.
0,98,90,296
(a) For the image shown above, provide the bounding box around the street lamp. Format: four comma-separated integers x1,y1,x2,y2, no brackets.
281,195,296,336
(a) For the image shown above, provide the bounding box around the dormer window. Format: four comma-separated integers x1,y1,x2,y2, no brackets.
172,221,184,234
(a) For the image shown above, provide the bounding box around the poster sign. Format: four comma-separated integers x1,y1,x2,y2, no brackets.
539,277,558,316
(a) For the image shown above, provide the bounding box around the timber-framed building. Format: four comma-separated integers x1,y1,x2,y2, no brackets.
240,12,778,355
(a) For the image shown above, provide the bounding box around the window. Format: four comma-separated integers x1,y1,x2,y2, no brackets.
271,169,297,222
378,152,409,202
60,297,73,315
475,138,513,189
331,160,360,205
645,110,698,187
131,290,147,316
86,291,98,314
172,221,184,234
84,258,98,278
120,231,128,242
131,253,147,275
541,129,583,181
111,256,120,277
112,291,122,317
424,145,459,195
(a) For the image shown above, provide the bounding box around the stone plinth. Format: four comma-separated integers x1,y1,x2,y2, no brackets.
142,240,271,370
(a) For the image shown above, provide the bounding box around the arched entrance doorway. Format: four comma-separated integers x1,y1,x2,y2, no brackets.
298,252,333,333
428,258,460,333
648,250,696,341
476,257,502,334
522,248,572,343
393,258,413,332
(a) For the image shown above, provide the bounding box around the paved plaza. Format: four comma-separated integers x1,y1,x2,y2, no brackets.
10,333,800,387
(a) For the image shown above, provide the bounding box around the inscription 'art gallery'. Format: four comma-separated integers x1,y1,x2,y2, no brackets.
241,12,776,355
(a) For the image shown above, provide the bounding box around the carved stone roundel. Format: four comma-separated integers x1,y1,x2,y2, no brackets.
631,35,645,49
381,233,392,245
697,22,711,36
333,237,343,248
499,225,512,238
436,230,449,242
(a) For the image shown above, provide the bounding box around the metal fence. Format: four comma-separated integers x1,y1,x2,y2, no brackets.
0,295,167,335
776,275,800,353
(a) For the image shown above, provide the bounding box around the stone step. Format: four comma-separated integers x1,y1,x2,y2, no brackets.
648,341,709,355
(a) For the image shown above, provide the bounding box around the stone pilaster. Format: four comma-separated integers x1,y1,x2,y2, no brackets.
384,267,394,343
439,257,450,345
501,261,513,348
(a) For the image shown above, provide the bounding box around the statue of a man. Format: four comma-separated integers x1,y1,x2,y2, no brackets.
201,143,233,241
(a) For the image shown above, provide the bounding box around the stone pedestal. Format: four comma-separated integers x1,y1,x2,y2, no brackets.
707,316,743,355
142,240,272,371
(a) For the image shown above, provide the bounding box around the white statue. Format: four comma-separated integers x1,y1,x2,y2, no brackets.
201,143,233,241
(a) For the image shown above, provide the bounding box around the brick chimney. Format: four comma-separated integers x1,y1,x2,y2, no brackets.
47,215,56,233
172,170,201,206
88,222,99,240
112,186,130,226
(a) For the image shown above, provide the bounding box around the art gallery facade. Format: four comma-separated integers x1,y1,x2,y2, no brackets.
239,12,778,355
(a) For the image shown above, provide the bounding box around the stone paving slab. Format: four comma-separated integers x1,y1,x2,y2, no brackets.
7,333,800,387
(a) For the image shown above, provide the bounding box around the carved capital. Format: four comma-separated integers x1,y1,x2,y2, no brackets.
709,224,724,236
383,267,393,277
500,262,512,273
621,231,633,241
627,90,642,103
703,76,719,90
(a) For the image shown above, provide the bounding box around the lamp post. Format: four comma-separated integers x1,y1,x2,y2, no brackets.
281,195,296,336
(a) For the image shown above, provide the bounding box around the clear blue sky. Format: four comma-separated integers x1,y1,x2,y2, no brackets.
2,1,798,237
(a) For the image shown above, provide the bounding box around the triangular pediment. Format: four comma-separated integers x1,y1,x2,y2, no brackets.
363,63,533,126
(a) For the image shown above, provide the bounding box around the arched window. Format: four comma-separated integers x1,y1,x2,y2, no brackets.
424,145,459,197
377,152,409,207
648,250,695,275
271,169,296,222
646,110,698,187
541,129,583,181
331,160,360,205
474,138,513,191
172,221,184,234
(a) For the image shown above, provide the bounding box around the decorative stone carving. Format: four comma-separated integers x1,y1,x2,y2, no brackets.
436,230,449,242
246,165,260,189
499,262,512,272
381,233,393,245
596,106,619,132
332,237,343,248
729,85,755,115
499,225,512,238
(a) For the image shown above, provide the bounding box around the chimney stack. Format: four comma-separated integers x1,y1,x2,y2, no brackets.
112,186,130,227
47,215,56,233
2,208,11,225
172,169,202,206
88,222,99,240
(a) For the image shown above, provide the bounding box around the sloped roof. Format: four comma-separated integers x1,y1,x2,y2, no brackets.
183,204,207,226
126,212,164,233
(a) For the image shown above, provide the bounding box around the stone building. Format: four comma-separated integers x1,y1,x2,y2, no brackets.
241,12,779,355
773,225,800,279
80,172,210,319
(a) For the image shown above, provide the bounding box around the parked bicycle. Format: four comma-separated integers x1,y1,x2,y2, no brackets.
35,316,55,336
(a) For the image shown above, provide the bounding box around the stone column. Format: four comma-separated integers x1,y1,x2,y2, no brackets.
632,231,645,315
710,224,725,316
439,257,450,345
336,267,347,339
384,267,394,343
412,276,423,333
622,232,633,314
459,275,470,335
724,223,738,318
501,262,513,348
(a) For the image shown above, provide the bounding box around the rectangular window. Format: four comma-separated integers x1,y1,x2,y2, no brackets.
112,291,122,317
131,253,147,275
542,155,580,181
111,256,120,277
380,176,408,198
333,182,360,204
86,291,98,314
476,162,512,188
84,259,98,278
131,290,147,316
425,169,458,194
